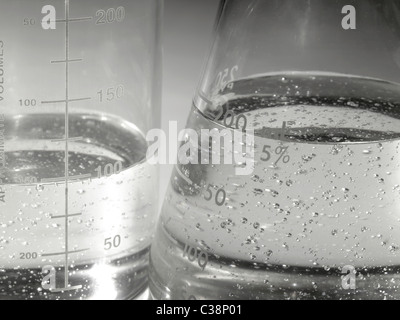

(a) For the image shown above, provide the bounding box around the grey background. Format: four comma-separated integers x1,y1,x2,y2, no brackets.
160,0,220,199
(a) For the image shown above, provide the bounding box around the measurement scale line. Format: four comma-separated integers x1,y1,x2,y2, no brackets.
64,0,71,289
68,173,92,180
40,174,92,184
55,17,93,23
41,97,91,104
51,136,83,143
51,213,82,219
41,248,89,257
281,121,287,135
50,285,82,293
51,58,83,64
175,165,193,185
198,91,213,106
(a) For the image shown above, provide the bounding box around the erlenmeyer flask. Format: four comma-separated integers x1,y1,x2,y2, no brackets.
150,0,400,300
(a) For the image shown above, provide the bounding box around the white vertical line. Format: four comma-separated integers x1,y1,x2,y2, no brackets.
64,0,70,289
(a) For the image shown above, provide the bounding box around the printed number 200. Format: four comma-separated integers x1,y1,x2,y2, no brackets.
96,7,125,24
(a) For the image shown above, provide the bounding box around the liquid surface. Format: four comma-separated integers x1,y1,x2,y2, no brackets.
0,113,157,298
150,73,400,300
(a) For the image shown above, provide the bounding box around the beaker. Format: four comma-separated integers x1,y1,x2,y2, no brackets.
150,0,400,300
0,0,162,300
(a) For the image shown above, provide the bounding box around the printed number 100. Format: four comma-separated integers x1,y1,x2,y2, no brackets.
96,161,123,179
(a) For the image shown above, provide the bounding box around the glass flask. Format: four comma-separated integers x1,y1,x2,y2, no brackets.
0,0,162,300
150,0,400,300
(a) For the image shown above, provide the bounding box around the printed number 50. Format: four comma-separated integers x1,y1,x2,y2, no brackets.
104,235,121,250
204,184,226,207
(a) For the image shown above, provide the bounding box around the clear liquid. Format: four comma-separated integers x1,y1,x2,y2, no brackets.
150,73,400,300
0,113,157,300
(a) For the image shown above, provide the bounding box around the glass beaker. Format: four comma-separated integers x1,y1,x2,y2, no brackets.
150,0,400,300
0,0,162,300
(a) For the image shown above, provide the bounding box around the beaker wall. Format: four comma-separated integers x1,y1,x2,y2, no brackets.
0,0,162,300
